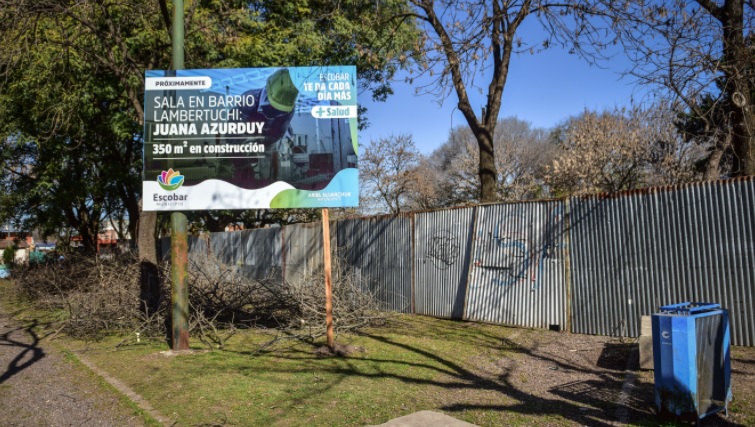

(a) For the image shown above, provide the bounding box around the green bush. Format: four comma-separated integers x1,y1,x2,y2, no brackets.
29,251,45,265
2,245,14,265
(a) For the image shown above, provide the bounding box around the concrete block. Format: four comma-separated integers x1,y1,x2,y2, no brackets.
367,411,479,427
639,335,654,370
641,315,652,336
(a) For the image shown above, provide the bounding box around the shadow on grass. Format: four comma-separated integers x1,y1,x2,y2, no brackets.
240,322,746,427
0,319,46,385
370,332,747,427
361,333,625,427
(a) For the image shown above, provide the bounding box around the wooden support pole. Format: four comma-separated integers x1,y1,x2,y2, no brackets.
169,0,189,351
322,208,334,349
171,212,189,350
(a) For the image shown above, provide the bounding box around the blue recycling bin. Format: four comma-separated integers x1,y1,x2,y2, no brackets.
652,302,731,421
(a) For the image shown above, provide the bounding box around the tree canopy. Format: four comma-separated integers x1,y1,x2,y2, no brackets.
387,0,753,206
1,0,751,237
360,134,422,214
0,0,418,249
546,105,705,196
607,0,754,177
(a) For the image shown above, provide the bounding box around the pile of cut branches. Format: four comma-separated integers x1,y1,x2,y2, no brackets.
12,250,390,348
16,253,147,339
169,252,389,348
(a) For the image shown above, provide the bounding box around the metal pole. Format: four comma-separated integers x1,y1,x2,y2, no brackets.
172,0,184,70
170,0,189,351
322,208,334,349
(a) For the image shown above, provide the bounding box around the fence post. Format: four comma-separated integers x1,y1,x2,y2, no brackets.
563,198,573,334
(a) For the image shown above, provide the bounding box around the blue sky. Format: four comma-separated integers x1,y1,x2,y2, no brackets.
358,43,643,155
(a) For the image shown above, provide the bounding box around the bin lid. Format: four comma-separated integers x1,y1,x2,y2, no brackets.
658,302,721,315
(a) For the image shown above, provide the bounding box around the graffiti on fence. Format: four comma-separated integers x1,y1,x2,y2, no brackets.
473,211,530,288
426,229,461,270
473,205,564,290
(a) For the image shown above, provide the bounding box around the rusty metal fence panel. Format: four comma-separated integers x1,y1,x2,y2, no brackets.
413,208,476,319
569,178,755,346
336,216,412,313
465,201,568,330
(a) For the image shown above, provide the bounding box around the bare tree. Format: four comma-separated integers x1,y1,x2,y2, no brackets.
430,126,481,205
494,117,554,200
416,117,553,206
607,0,754,177
398,1,612,202
360,134,422,214
546,104,704,196
404,156,448,210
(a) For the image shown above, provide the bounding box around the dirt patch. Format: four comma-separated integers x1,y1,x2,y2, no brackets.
313,343,366,357
436,328,755,426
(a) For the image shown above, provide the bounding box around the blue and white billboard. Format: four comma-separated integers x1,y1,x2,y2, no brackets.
142,66,358,211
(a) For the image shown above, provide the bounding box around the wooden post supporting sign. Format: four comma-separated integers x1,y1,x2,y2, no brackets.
170,0,189,351
322,208,334,349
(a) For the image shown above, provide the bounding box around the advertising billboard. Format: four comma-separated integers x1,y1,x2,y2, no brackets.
142,66,358,211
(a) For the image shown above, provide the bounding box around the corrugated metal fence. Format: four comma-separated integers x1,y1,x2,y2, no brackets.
161,177,754,346
282,222,327,286
465,201,567,330
337,216,413,313
413,207,476,319
569,179,755,346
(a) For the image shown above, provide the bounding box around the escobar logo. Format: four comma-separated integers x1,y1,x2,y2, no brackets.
157,168,184,191
154,169,187,205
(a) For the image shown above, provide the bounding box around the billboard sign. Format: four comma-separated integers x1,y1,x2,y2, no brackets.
142,66,358,211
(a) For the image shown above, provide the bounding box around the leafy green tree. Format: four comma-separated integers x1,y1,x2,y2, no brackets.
0,0,417,310
2,245,14,266
0,26,142,252
0,0,417,240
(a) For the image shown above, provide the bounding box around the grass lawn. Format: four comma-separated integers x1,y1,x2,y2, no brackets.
66,317,540,427
3,279,754,427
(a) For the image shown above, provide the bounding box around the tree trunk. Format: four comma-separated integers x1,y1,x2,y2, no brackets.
720,0,754,176
125,193,140,250
137,202,161,314
703,146,725,181
477,130,498,203
729,106,755,176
